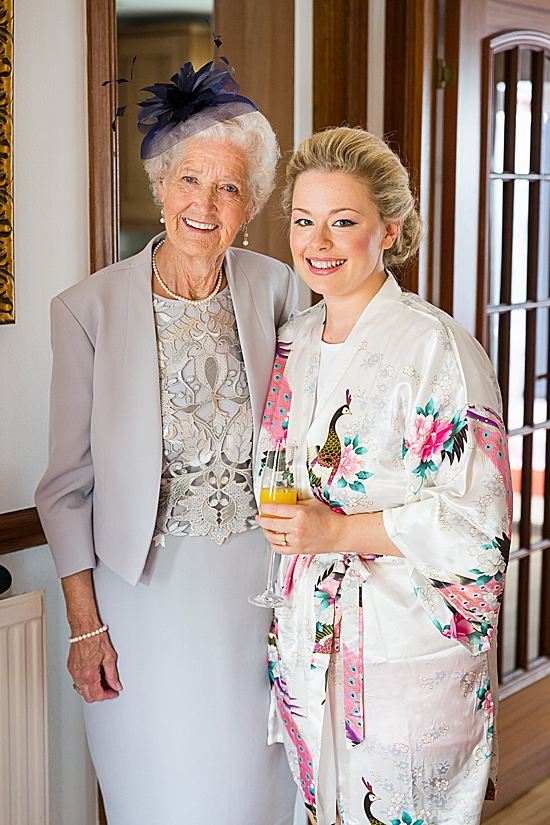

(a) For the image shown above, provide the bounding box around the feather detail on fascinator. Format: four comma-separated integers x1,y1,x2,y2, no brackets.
137,59,258,159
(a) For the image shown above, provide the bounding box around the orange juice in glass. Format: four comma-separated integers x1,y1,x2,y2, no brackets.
259,486,298,509
249,440,296,608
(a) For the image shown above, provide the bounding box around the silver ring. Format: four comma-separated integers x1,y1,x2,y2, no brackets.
281,534,287,546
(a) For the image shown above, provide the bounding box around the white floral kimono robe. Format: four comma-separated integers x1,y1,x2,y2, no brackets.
256,275,512,825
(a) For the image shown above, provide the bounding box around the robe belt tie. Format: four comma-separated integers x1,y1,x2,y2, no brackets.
284,553,374,747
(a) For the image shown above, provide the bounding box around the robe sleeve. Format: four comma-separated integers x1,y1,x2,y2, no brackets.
382,324,513,655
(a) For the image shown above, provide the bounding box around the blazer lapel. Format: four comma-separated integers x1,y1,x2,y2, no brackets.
224,248,272,451
122,235,163,476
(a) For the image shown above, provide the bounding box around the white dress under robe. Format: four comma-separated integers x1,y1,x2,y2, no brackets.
256,275,512,825
83,289,295,825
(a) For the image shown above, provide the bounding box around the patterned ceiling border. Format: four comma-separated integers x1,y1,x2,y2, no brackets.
0,1,13,324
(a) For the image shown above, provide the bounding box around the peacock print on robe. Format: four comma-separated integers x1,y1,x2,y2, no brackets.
255,275,512,825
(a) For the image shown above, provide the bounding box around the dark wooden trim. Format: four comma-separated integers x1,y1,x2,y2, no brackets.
436,0,460,316
99,785,107,825
426,0,439,306
87,0,119,274
86,5,119,819
384,0,432,294
312,0,368,133
0,508,46,555
476,31,494,346
310,0,368,305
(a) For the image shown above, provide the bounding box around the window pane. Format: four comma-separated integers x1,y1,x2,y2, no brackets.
488,312,499,372
535,306,548,423
515,50,532,174
501,555,519,676
492,51,506,174
508,433,523,554
532,430,545,546
511,179,529,304
528,548,544,663
508,310,526,429
537,181,550,301
541,54,550,176
489,179,503,306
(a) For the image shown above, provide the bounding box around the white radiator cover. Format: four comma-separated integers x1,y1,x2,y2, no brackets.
0,590,49,825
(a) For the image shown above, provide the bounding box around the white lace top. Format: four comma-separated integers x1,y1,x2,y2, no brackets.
153,287,258,545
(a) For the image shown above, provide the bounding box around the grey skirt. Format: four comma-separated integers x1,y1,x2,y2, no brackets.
82,530,295,825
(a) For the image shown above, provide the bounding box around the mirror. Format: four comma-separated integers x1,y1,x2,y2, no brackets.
86,0,295,278
116,0,214,259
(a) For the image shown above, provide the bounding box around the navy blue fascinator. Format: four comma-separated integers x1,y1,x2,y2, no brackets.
138,59,258,159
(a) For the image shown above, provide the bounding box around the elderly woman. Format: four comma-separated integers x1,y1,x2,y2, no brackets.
35,61,296,825
256,127,512,825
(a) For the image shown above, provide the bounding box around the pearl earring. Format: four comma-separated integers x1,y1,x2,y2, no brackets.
242,224,249,247
160,207,165,225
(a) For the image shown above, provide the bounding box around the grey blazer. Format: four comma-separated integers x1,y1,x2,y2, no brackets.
35,235,297,586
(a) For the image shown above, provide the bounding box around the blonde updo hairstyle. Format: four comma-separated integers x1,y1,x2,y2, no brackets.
283,127,425,266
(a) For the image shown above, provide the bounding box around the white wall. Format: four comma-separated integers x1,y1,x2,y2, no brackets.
1,0,90,512
1,0,96,821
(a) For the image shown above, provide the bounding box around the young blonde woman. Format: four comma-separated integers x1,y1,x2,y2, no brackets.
256,127,511,825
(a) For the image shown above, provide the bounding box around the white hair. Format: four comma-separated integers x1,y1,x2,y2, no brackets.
143,111,280,218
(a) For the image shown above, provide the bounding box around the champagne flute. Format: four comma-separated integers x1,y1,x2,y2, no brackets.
249,440,297,608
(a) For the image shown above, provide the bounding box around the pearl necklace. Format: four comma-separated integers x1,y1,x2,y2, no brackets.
152,239,223,307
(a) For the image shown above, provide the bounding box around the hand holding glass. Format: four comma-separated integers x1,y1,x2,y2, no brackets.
249,441,297,608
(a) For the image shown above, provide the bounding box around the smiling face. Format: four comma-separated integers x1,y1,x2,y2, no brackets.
290,170,399,303
156,138,253,264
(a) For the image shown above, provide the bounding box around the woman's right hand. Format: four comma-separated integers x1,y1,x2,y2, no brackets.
62,569,122,703
67,630,121,703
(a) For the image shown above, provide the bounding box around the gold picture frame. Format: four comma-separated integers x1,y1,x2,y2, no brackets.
0,0,13,324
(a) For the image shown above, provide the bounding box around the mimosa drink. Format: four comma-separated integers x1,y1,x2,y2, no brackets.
249,439,296,608
259,487,298,508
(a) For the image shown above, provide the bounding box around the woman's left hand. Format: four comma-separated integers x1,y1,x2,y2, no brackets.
256,498,403,558
256,497,346,556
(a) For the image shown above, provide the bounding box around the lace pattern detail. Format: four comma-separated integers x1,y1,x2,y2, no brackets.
153,287,258,544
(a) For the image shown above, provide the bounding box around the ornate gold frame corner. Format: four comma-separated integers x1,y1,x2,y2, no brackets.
0,0,14,324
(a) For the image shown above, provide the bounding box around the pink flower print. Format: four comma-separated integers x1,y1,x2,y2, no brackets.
448,613,475,643
479,625,495,652
406,414,454,463
335,443,367,483
483,690,494,719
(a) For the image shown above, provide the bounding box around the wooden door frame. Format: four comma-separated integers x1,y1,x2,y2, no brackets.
87,0,119,275
384,0,437,298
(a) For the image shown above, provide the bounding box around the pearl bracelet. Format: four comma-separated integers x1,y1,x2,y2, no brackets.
68,624,108,644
